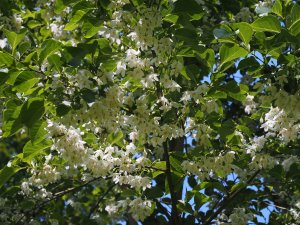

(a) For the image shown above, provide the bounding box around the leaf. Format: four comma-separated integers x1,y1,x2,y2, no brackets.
219,44,248,67
3,29,27,54
107,130,123,146
0,166,23,189
2,100,23,137
48,54,63,72
230,182,247,193
289,4,300,36
23,139,52,162
20,97,45,128
28,120,47,144
251,16,281,33
152,161,166,170
0,72,9,85
64,9,89,31
11,71,38,93
27,20,43,29
83,21,102,38
39,39,62,64
0,52,14,66
272,0,282,17
170,156,184,174
18,42,31,55
213,28,234,39
232,22,253,44
163,14,179,24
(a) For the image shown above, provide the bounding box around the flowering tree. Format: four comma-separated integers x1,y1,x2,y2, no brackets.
0,0,300,224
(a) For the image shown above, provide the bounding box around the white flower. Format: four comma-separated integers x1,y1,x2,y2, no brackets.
0,38,8,49
282,156,298,171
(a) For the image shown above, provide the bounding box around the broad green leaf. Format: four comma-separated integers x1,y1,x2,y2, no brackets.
289,3,300,29
230,182,247,193
27,20,43,29
251,16,281,33
232,22,253,44
23,139,52,162
152,161,166,170
2,100,23,137
170,156,184,174
39,39,62,64
64,10,89,31
7,71,35,85
48,54,63,72
213,28,234,39
0,52,14,66
107,130,123,146
20,97,45,128
0,166,23,189
195,48,215,70
174,0,203,20
272,0,282,17
10,71,38,93
163,14,179,24
28,120,47,144
207,91,227,99
83,21,102,38
219,44,248,67
289,4,300,36
13,78,39,93
0,72,9,85
3,29,27,54
130,0,143,7
18,42,31,55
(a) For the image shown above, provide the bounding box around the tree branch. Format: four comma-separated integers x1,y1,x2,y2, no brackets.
164,142,181,225
88,183,116,218
202,170,260,225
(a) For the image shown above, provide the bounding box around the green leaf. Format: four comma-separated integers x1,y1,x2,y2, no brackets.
272,0,282,17
39,39,62,64
0,52,14,66
3,29,27,54
163,14,179,24
0,166,23,189
28,120,47,144
170,156,184,174
20,97,45,128
23,139,52,162
27,20,43,29
251,16,281,33
11,71,38,93
64,9,89,31
289,4,300,36
130,0,144,7
230,182,247,193
232,22,253,44
83,21,102,38
107,130,123,146
48,54,63,72
213,28,234,39
18,42,31,55
0,72,9,85
152,161,166,170
219,44,248,67
2,100,23,137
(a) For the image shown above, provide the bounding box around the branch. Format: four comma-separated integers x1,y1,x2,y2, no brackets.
163,143,181,225
202,170,260,225
15,176,111,225
88,183,116,218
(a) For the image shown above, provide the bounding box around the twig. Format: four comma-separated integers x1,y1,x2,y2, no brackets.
202,170,260,225
88,183,116,218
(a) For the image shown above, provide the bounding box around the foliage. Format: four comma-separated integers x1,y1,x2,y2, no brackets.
0,0,300,224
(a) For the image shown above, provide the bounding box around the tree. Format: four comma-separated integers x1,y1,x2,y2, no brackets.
0,0,300,224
